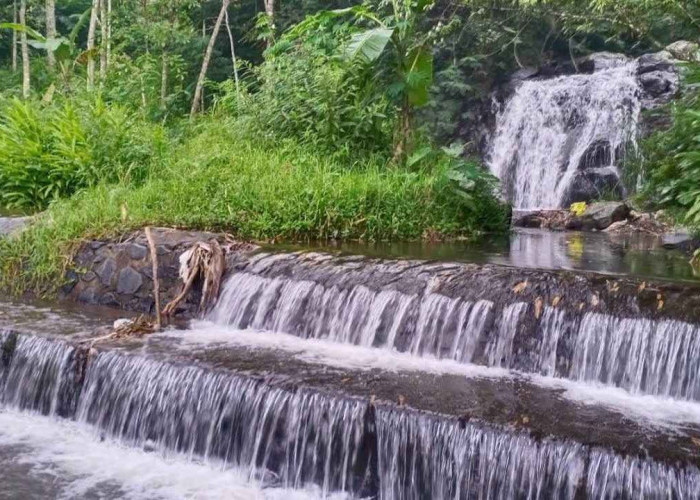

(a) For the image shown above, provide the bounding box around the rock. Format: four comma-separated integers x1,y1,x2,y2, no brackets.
512,213,545,229
578,140,612,170
578,52,629,73
603,220,630,233
578,201,631,231
83,271,97,282
662,232,699,253
561,167,624,206
116,267,143,295
639,70,676,98
89,241,106,250
666,41,700,62
99,293,121,308
637,51,675,75
96,258,117,287
0,216,31,236
77,288,98,305
127,243,148,260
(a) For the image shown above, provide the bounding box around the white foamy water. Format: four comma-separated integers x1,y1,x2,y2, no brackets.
0,408,341,500
173,323,700,430
487,63,641,209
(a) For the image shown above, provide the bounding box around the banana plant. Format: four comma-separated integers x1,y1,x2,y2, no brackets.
288,0,437,163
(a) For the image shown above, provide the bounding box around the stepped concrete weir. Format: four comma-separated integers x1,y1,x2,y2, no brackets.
3,233,700,498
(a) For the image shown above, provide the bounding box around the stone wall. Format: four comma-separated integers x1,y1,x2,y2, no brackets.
62,228,258,317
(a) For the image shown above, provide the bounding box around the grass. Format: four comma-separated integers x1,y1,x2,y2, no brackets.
0,119,508,296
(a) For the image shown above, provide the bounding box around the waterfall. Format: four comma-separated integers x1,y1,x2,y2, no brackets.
2,332,699,499
210,261,700,400
487,63,641,209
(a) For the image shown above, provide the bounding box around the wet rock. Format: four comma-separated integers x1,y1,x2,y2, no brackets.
666,40,699,62
512,213,546,229
637,51,675,75
578,202,630,231
77,288,98,305
662,232,699,253
562,168,624,206
639,71,676,98
99,293,121,308
578,52,629,73
83,271,97,282
127,244,148,260
117,267,143,295
89,241,106,251
578,140,612,170
96,258,117,287
62,270,79,295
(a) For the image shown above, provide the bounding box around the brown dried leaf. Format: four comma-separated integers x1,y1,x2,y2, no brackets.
512,280,528,294
638,281,647,293
551,296,562,307
521,415,530,424
591,294,600,307
397,395,406,406
534,297,544,319
692,437,700,447
607,281,620,293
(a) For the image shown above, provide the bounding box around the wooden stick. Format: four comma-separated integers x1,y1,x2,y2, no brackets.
145,227,161,329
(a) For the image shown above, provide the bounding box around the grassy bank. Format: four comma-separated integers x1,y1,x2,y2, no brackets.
0,120,508,296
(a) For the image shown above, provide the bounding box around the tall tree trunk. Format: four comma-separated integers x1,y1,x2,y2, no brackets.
99,0,108,84
87,0,100,90
45,0,56,72
224,7,240,98
264,0,275,47
190,0,230,118
11,0,18,73
106,0,112,67
19,0,30,98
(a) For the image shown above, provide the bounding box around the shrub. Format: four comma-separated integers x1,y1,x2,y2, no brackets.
0,118,509,295
0,96,168,210
640,64,700,225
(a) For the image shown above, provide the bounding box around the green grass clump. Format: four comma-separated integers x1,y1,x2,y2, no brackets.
0,119,508,296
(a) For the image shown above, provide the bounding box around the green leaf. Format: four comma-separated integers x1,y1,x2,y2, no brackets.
345,28,394,63
405,47,433,107
407,146,433,168
0,22,45,41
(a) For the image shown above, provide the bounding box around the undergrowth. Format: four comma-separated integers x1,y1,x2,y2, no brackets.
0,118,509,296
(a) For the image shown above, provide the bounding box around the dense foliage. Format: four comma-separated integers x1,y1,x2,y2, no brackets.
0,0,699,292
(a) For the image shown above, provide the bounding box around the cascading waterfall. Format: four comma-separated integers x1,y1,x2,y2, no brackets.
376,408,699,500
487,63,641,209
2,333,699,499
76,351,375,496
211,267,700,400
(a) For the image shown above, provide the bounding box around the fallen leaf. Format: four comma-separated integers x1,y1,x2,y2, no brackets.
657,294,664,311
513,280,528,294
579,302,585,311
341,377,352,384
522,415,530,424
692,437,700,447
591,294,600,307
607,281,620,293
551,295,562,307
397,395,406,406
638,281,647,293
534,297,544,319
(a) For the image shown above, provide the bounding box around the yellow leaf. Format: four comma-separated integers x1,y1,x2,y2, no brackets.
513,280,528,294
638,281,646,293
570,201,587,216
534,297,543,319
657,294,664,311
552,295,562,307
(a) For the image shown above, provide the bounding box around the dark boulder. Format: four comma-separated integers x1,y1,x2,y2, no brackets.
573,202,631,231
577,140,612,170
578,52,629,73
637,52,675,75
662,232,700,253
639,71,676,98
561,168,624,207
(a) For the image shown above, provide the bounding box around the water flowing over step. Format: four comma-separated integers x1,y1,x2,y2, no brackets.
487,63,641,209
2,332,699,499
212,252,700,400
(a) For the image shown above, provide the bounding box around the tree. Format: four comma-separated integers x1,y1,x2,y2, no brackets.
191,0,231,117
307,1,438,162
87,0,99,90
46,0,56,72
19,0,29,98
100,0,109,83
12,0,18,73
